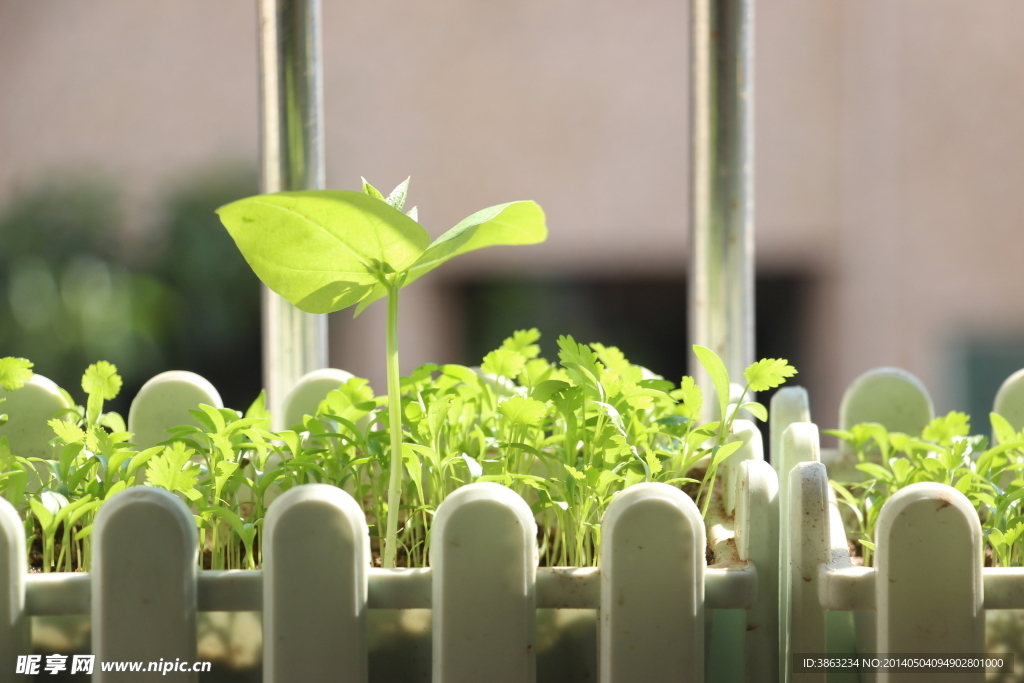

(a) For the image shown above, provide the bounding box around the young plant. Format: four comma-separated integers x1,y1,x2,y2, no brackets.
217,178,546,567
691,346,797,516
2,332,796,570
828,411,1024,566
0,357,34,427
0,358,34,503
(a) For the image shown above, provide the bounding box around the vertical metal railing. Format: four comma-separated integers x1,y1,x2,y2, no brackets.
258,0,329,421
689,0,755,415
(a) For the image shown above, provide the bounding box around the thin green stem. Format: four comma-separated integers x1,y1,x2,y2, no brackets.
382,286,403,568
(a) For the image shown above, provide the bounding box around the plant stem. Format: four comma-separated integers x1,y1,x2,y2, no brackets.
382,285,403,569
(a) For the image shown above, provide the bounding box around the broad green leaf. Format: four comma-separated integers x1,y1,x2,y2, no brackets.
441,364,481,388
693,345,730,419
82,361,122,400
922,411,970,446
739,401,768,422
214,461,239,500
354,201,546,315
0,357,33,391
98,412,127,433
501,329,541,359
49,419,85,444
519,358,554,388
125,447,160,480
532,379,569,402
673,376,703,420
217,191,430,313
498,396,547,427
856,462,893,482
481,349,526,379
146,442,201,497
244,390,272,431
591,343,641,382
995,488,1024,522
596,468,622,496
558,335,603,389
461,454,483,480
403,445,424,500
67,497,98,529
563,464,586,481
413,201,545,281
206,506,247,539
620,384,662,411
427,395,454,439
105,480,127,499
743,358,796,392
991,412,1017,446
890,458,912,486
709,440,744,470
30,498,54,531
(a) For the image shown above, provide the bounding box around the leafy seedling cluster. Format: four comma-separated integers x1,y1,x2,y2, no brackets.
829,411,1024,567
1,334,794,570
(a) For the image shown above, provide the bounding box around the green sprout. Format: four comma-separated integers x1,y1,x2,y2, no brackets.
216,178,546,567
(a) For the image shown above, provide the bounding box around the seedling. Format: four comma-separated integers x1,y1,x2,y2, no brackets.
2,331,796,570
829,411,1024,566
691,347,796,515
0,356,33,427
217,179,546,567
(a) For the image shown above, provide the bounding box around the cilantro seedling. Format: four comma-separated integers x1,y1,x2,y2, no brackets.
828,411,1024,567
691,346,796,516
0,356,34,428
2,329,796,570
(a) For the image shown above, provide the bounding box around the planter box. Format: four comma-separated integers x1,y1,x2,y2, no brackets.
1,369,782,682
772,369,1024,683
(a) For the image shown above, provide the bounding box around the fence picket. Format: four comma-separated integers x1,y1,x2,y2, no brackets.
279,367,354,430
993,368,1024,432
736,460,779,683
722,418,762,516
0,374,73,496
92,488,198,682
769,386,809,467
875,484,984,682
787,461,829,683
837,368,933,456
263,484,369,683
600,483,704,683
431,483,537,683
0,496,28,682
127,371,223,450
777,421,819,680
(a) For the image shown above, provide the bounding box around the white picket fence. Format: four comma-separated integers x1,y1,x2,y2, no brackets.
0,369,783,683
773,368,1024,683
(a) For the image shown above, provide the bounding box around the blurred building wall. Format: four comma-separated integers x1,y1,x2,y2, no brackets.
2,0,1023,433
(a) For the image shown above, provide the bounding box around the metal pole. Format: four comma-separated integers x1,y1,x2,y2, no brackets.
258,0,329,422
689,0,755,416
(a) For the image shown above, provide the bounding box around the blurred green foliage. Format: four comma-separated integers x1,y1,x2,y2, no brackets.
0,167,261,411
